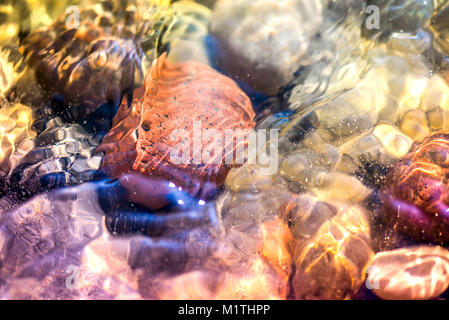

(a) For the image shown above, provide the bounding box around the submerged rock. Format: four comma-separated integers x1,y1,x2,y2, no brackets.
210,0,324,95
150,1,212,64
381,131,449,244
367,246,449,300
429,1,449,85
17,0,160,121
291,198,373,300
363,0,434,40
0,101,36,182
97,53,255,200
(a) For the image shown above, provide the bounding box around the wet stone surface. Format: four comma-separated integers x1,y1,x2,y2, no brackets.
2,0,449,300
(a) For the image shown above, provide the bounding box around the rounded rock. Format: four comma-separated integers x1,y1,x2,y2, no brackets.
380,131,449,243
367,246,449,300
97,53,255,199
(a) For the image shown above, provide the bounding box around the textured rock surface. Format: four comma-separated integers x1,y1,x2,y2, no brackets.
0,0,82,44
381,131,449,244
98,54,255,199
0,185,104,299
3,116,102,196
3,0,449,301
152,1,212,64
291,198,373,300
17,0,158,120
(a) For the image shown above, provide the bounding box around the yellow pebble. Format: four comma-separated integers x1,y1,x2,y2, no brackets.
373,123,414,159
399,109,430,141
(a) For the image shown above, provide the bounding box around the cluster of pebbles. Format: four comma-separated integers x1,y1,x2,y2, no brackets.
0,0,449,300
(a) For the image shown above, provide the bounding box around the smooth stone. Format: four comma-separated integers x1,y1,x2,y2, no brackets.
292,202,373,300
225,163,281,193
367,246,449,300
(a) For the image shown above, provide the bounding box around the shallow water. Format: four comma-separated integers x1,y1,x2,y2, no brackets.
1,0,449,300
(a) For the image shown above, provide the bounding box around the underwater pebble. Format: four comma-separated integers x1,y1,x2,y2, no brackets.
210,0,323,95
98,54,255,199
18,0,160,120
381,131,449,243
292,200,373,300
367,246,449,300
4,116,101,196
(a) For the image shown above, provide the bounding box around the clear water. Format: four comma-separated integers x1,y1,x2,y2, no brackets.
0,0,448,300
